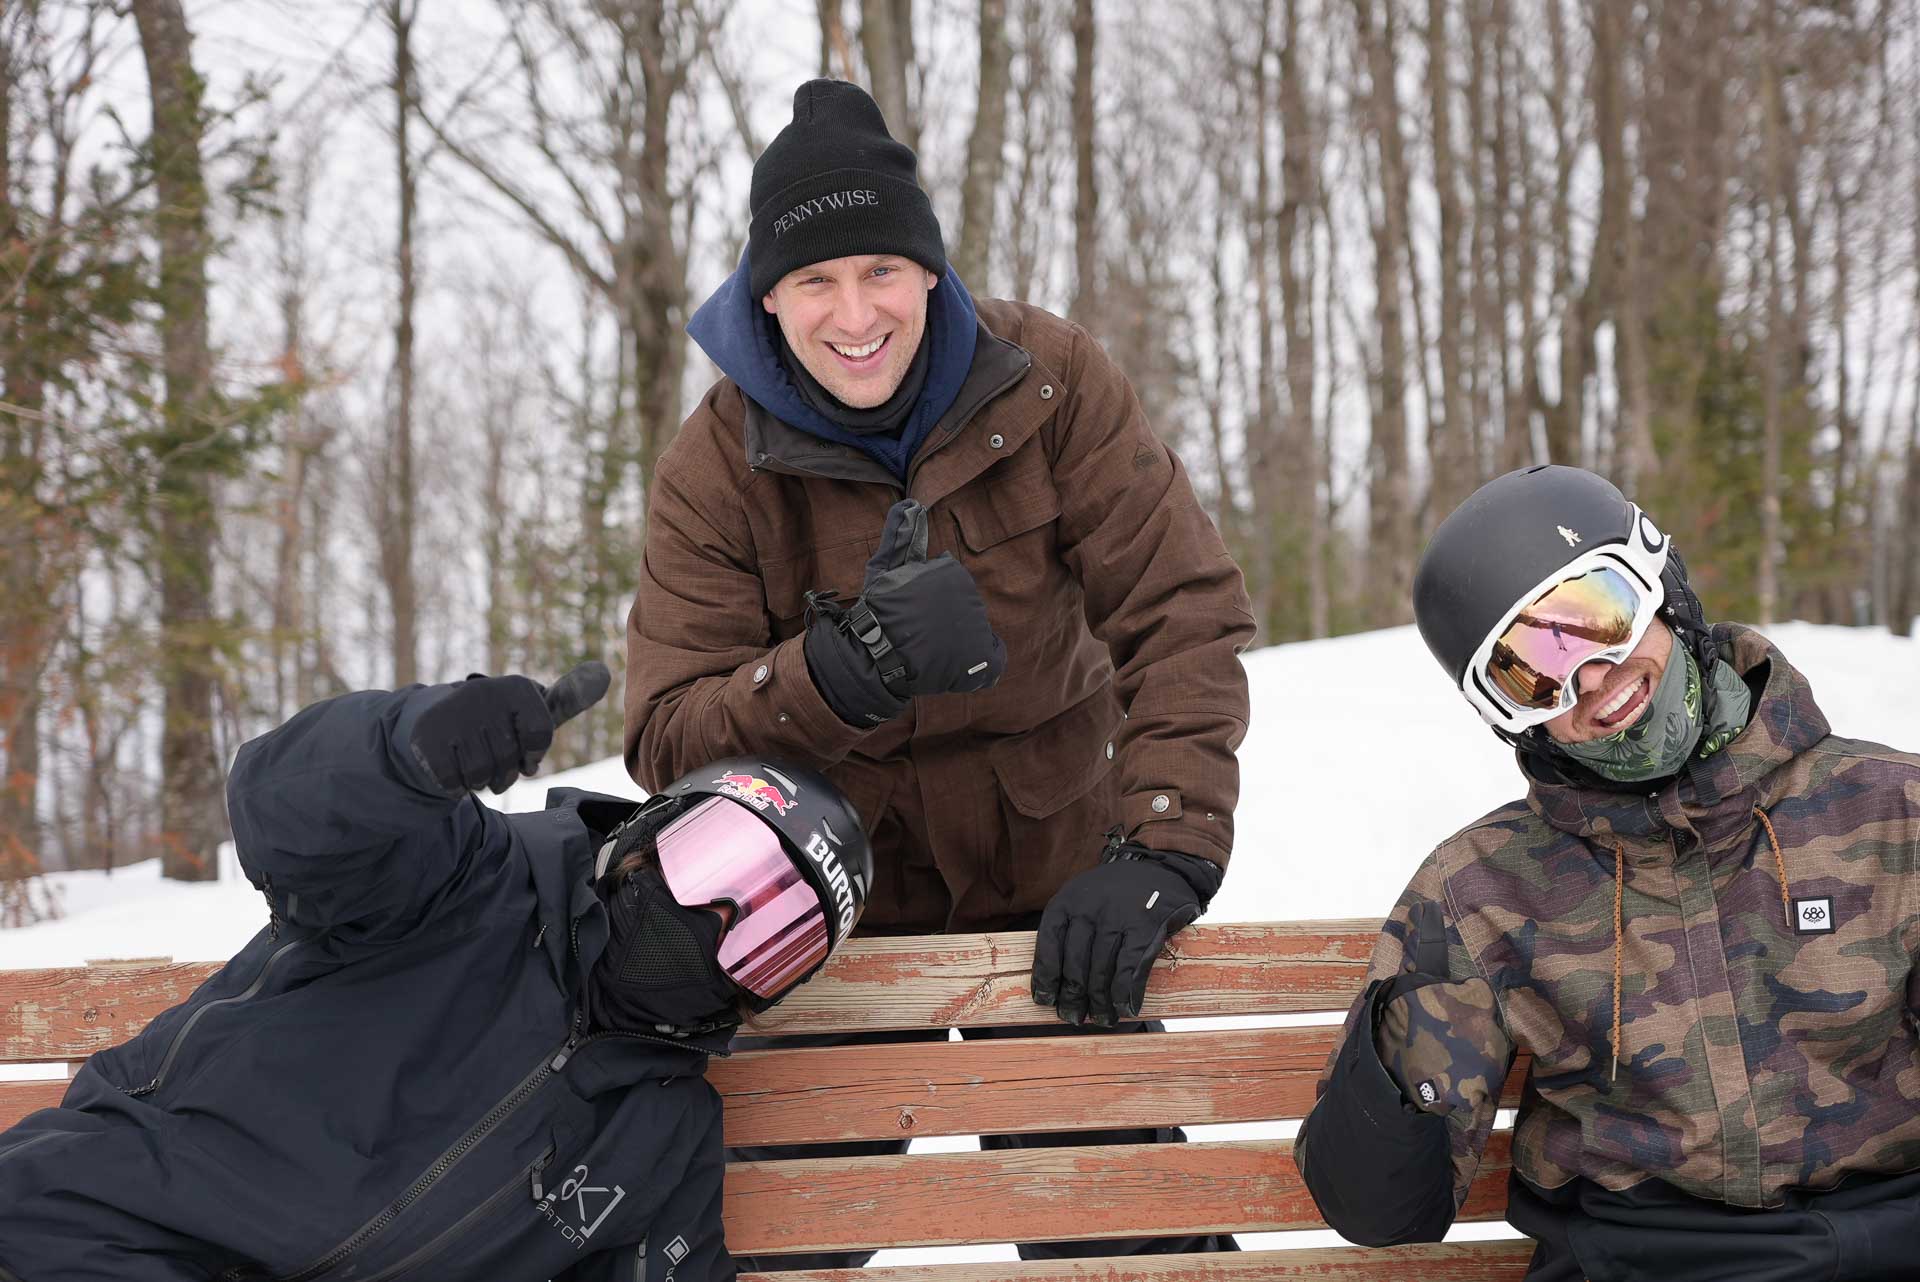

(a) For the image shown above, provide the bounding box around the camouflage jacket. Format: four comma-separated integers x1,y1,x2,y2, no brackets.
1308,625,1920,1219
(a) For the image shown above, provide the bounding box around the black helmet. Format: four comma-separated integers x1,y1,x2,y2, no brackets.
658,756,874,954
596,756,873,1017
1413,465,1709,731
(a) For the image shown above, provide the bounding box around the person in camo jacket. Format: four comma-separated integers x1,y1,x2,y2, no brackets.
1295,465,1920,1282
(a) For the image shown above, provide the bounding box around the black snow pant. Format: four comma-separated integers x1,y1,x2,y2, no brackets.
727,1018,1241,1272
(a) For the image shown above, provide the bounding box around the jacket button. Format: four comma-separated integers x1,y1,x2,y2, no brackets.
1105,742,1115,760
1039,384,1054,400
1151,794,1170,813
753,664,769,684
989,433,1005,449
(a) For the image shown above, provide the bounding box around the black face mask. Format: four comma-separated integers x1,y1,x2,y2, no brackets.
589,868,741,1036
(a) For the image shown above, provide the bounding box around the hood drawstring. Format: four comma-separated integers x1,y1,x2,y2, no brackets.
1610,812,1788,1088
1612,841,1624,1085
1753,806,1791,928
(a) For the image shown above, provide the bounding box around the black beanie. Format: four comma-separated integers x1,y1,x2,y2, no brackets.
748,79,948,300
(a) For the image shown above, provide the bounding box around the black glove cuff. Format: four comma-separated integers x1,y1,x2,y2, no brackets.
1104,840,1224,909
803,609,907,728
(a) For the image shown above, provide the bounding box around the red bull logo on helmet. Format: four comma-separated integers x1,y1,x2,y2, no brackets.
715,771,792,816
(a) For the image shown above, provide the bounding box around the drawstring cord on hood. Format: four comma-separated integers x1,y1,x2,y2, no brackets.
1609,810,1790,1087
1753,806,1791,928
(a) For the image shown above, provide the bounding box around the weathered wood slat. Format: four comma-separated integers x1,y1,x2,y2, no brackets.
712,1027,1531,1146
0,1029,1531,1141
1,924,1381,1061
745,922,1379,1036
739,1240,1538,1281
1,960,219,1062
0,1079,67,1129
721,1136,1514,1255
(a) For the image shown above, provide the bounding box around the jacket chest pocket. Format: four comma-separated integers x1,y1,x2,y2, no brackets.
944,453,1063,604
759,535,877,636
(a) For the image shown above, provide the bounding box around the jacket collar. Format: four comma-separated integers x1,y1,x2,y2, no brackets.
528,788,737,1065
738,318,1041,497
523,787,638,988
1524,624,1830,853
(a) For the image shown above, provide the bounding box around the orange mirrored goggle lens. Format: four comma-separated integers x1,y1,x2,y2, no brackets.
1485,567,1643,711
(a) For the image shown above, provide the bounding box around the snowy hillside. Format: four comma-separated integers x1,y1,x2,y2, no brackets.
10,621,1911,969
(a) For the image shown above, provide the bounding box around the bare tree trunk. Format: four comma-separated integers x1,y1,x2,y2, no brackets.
1248,0,1284,635
1757,71,1782,622
1279,0,1327,638
1068,0,1097,325
382,0,421,687
819,0,855,78
0,45,44,880
955,0,1010,290
133,0,223,881
1489,0,1527,473
1426,0,1469,513
860,0,917,150
1005,0,1054,304
1465,0,1495,474
1891,6,1920,636
1587,0,1653,490
1354,0,1415,623
1543,0,1585,465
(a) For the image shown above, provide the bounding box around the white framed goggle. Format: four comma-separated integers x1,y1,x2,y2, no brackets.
1460,507,1671,731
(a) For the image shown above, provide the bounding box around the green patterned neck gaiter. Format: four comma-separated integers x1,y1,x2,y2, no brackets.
1557,645,1751,783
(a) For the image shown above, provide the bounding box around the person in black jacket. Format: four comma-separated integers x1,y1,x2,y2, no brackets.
0,664,874,1282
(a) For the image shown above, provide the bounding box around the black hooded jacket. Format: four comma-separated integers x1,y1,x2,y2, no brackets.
0,685,735,1282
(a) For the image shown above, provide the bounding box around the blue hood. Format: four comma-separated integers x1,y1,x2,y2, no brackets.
686,254,980,479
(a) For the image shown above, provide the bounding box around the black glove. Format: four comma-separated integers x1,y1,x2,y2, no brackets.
408,660,611,795
1030,839,1224,1027
804,498,1007,727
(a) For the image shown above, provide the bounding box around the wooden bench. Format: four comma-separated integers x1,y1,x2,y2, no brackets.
1,921,1535,1278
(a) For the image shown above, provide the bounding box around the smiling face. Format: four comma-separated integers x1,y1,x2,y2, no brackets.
762,254,937,408
1541,618,1675,743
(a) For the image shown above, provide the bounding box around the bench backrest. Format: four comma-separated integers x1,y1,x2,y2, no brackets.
0,922,1534,1279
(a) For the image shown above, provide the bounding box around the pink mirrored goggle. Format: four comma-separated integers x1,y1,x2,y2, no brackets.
654,796,829,999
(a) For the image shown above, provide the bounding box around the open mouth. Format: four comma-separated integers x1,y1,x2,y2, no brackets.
826,333,890,370
1590,674,1651,730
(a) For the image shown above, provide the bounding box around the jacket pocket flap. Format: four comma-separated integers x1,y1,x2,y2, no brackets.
989,689,1119,819
952,476,1061,552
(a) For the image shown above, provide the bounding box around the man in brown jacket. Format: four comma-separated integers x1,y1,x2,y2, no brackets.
624,79,1253,1269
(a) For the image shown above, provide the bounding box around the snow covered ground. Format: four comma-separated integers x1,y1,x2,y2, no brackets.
4,621,1916,1262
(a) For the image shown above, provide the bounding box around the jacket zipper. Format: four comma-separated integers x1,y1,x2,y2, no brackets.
348,1141,558,1282
125,934,308,1099
272,1018,584,1282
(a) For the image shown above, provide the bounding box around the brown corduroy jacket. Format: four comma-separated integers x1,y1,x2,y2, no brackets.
624,298,1255,933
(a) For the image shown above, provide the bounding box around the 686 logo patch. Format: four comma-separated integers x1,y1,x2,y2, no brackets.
1793,897,1834,935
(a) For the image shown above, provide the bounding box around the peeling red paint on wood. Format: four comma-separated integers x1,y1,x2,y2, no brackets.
710,1027,1532,1147
739,1240,1537,1281
720,1136,1515,1255
4,926,1385,1061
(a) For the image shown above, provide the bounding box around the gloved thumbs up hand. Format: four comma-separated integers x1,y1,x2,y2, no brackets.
538,660,612,729
410,662,610,796
804,500,1007,729
863,496,932,587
